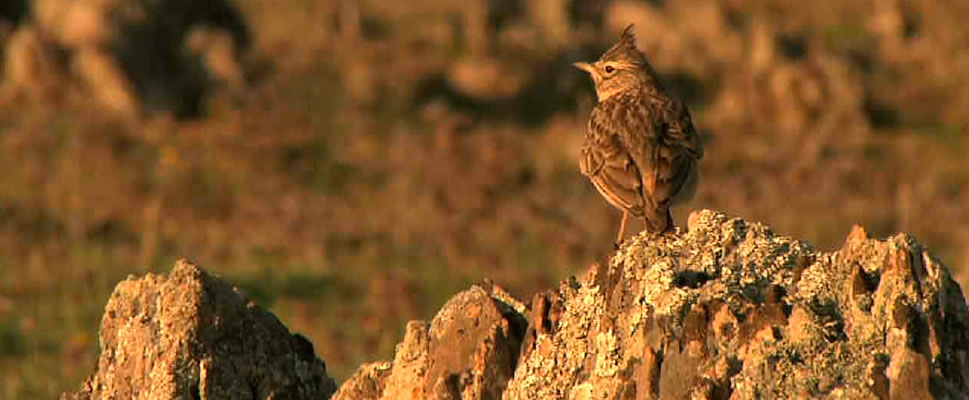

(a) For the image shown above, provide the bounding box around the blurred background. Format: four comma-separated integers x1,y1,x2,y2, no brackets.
1,0,968,396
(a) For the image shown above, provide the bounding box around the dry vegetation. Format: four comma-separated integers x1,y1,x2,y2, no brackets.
1,0,967,397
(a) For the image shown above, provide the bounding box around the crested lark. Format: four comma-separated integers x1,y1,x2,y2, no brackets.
574,25,704,244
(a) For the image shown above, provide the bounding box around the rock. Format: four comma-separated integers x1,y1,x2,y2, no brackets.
2,0,250,117
72,46,139,115
1,25,63,100
446,58,531,100
331,362,393,400
63,259,337,400
333,283,528,400
503,210,969,399
64,210,969,399
339,210,969,399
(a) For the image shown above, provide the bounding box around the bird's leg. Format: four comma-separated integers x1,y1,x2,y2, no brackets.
616,211,629,247
665,209,675,233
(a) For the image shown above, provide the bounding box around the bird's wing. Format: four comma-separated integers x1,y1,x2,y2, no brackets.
663,99,704,160
580,107,646,215
650,98,702,205
598,94,700,212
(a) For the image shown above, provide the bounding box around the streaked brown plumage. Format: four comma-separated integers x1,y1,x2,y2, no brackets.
574,25,703,244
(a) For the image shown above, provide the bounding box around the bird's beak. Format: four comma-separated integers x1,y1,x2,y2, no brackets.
572,61,594,74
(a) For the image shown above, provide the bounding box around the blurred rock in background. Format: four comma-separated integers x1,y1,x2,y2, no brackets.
2,0,251,117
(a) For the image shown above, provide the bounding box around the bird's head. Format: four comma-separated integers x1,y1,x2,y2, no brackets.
573,25,652,101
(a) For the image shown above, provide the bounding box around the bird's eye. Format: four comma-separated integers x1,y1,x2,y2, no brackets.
604,65,615,74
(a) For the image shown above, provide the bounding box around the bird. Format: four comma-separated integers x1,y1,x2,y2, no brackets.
573,25,704,246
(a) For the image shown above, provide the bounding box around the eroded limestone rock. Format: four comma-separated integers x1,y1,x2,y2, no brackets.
64,210,969,399
504,210,969,399
64,260,337,400
334,284,528,400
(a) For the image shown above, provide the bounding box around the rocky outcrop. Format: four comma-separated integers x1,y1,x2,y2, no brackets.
333,284,528,400
340,210,969,399
502,209,969,399
65,210,969,399
63,260,337,399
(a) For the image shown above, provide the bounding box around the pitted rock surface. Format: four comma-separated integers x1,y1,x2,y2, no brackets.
63,210,969,399
503,210,969,399
64,260,337,400
334,284,528,400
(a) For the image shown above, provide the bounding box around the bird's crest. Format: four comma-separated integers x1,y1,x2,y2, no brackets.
600,25,645,65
